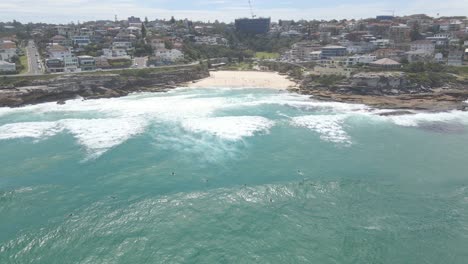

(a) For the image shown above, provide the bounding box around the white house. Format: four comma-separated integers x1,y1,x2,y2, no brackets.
370,39,391,49
113,42,132,50
194,36,228,46
0,60,16,72
0,42,17,61
63,55,79,72
410,40,435,54
103,48,128,58
154,48,184,62
447,51,463,66
434,53,444,63
346,55,377,66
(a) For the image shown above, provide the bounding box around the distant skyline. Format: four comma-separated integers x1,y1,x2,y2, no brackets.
1,0,468,24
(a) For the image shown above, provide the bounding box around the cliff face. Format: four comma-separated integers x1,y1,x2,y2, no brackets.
0,66,209,107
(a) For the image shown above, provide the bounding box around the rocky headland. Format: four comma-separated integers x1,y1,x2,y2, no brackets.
0,65,209,107
296,71,468,111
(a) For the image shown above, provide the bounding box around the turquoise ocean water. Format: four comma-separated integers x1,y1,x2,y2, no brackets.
1,87,468,263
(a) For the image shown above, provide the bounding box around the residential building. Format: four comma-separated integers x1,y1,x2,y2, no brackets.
427,33,451,47
434,53,445,63
149,38,165,49
128,16,141,23
153,48,184,63
72,35,91,46
447,51,463,66
373,48,405,61
79,28,94,37
370,39,391,49
310,51,322,60
345,42,376,54
51,35,69,46
46,58,64,72
77,55,96,71
114,32,137,42
410,40,435,54
235,18,271,34
128,16,142,27
0,60,16,72
406,50,434,63
113,42,133,50
321,45,347,58
289,41,322,61
95,57,111,69
48,45,70,59
194,36,228,46
0,42,17,61
389,25,411,43
63,55,79,72
126,26,141,36
103,48,128,58
376,15,394,21
54,25,74,37
345,55,377,66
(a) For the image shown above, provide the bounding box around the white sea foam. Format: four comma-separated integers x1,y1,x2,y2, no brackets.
0,122,60,140
237,93,369,113
383,111,468,127
182,116,275,141
3,88,466,159
60,118,148,158
0,118,147,158
291,115,352,145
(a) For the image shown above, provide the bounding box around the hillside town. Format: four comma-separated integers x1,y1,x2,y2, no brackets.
0,14,468,75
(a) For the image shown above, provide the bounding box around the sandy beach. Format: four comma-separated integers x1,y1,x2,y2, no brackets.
187,71,297,89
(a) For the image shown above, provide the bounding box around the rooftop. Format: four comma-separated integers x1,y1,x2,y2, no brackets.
0,60,15,65
370,58,401,65
322,45,346,49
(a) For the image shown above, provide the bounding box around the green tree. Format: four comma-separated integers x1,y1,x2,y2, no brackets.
141,24,147,39
164,40,174,49
410,23,423,41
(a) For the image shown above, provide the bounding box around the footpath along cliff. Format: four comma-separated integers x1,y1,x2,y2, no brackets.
0,65,209,107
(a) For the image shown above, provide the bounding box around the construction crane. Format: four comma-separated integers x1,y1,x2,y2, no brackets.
248,0,257,18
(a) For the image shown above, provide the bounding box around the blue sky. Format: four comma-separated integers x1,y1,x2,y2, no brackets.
1,0,467,24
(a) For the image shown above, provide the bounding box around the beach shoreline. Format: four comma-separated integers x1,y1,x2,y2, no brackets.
186,70,298,90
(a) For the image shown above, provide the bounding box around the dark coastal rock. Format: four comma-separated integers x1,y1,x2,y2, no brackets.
299,70,468,111
0,66,209,107
378,111,414,116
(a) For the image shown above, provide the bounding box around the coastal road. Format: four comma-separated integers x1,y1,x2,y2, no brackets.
133,57,148,68
1,61,199,78
24,40,43,75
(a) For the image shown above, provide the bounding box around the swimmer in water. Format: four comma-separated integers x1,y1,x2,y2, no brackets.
297,170,304,176
171,172,176,176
